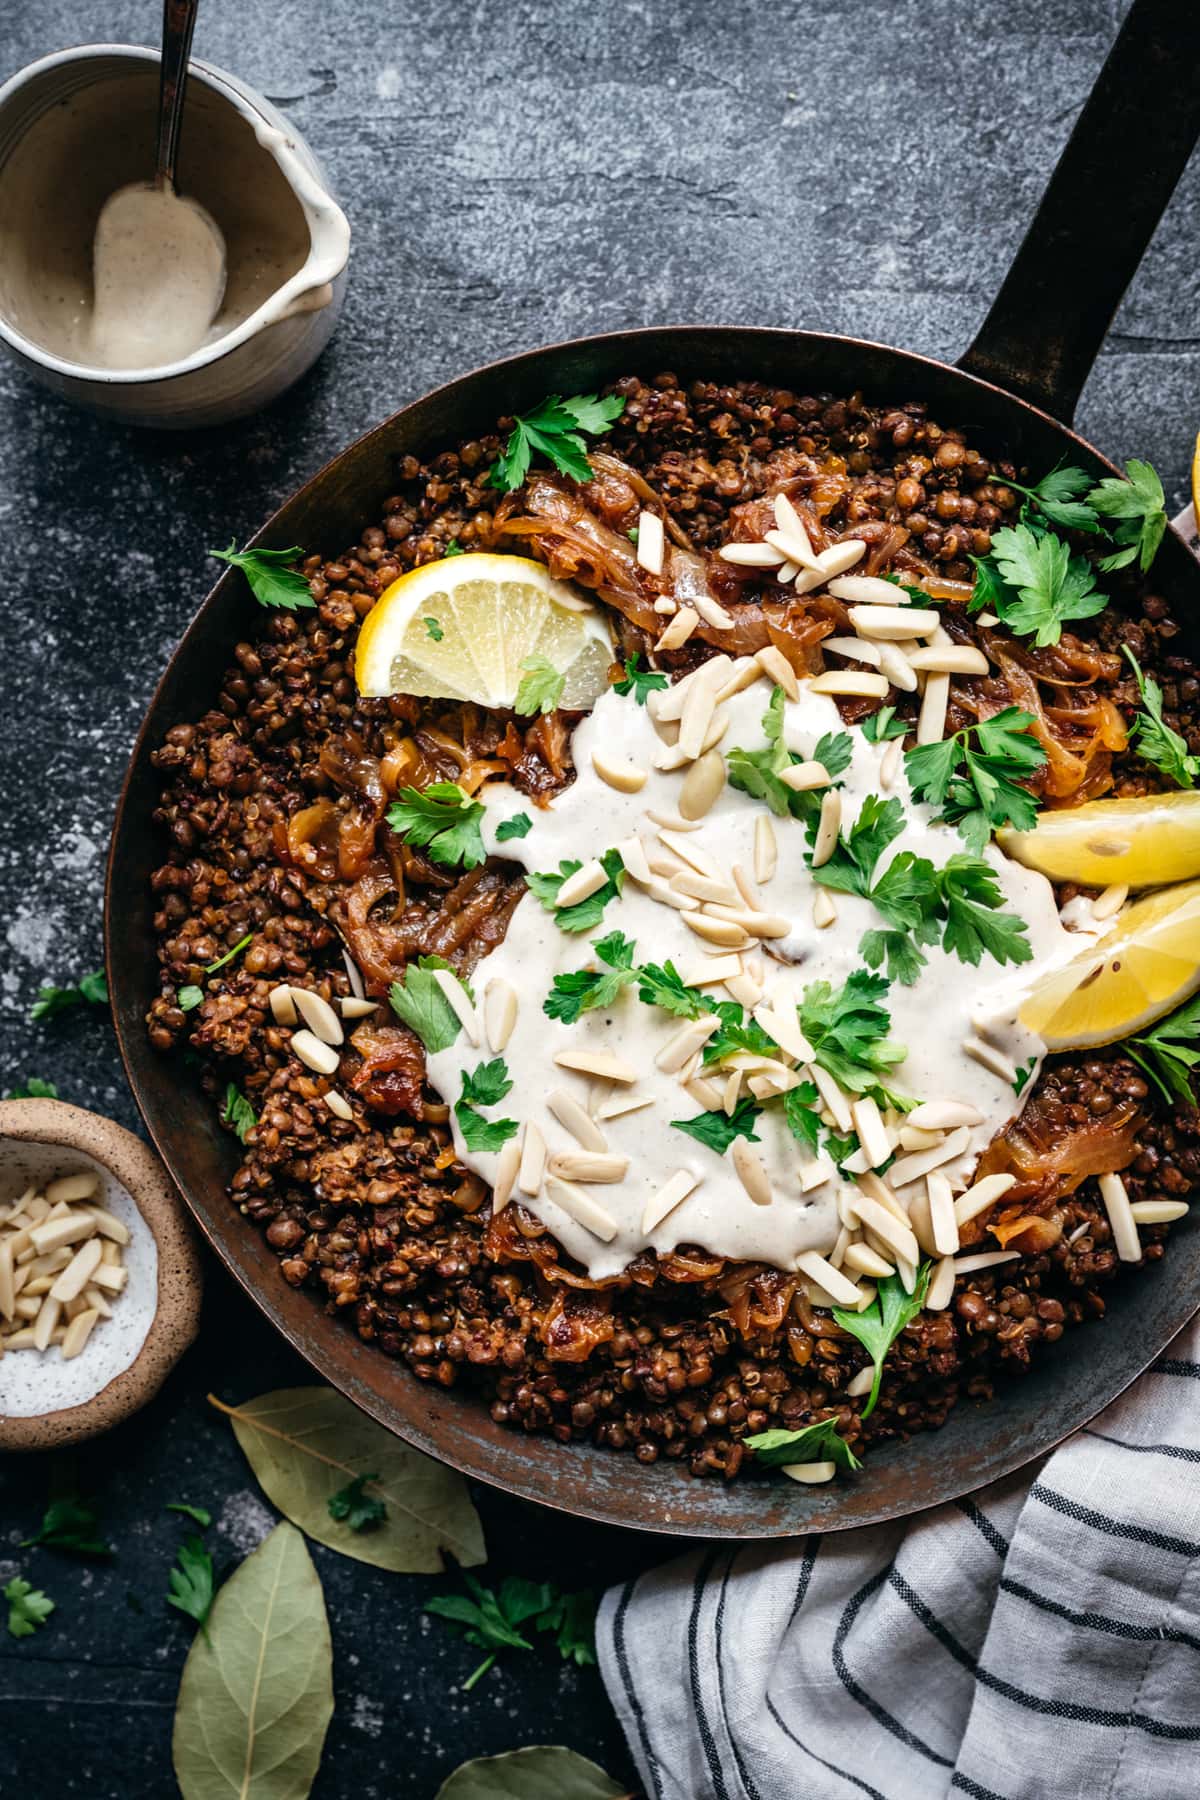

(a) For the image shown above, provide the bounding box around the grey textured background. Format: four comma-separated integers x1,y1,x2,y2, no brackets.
1,1,1198,1795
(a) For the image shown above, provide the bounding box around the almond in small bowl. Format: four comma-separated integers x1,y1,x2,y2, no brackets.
0,1098,202,1450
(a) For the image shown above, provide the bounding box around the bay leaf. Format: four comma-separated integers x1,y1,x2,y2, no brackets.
435,1746,631,1800
210,1386,485,1572
173,1521,333,1800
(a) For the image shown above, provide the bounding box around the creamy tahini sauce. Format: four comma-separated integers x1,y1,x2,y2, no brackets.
426,677,1083,1282
90,183,226,370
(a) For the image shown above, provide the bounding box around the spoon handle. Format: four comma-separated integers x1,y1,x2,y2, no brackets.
155,0,202,191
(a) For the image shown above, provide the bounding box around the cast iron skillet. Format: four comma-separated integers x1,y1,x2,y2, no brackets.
108,0,1200,1536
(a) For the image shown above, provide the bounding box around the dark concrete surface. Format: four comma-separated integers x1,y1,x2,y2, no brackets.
1,1,1197,1795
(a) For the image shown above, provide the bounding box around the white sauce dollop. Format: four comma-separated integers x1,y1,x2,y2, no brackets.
426,678,1085,1281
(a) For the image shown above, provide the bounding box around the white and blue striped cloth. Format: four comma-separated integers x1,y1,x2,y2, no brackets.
598,1318,1200,1800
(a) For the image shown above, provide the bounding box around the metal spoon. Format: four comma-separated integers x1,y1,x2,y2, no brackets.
89,0,227,370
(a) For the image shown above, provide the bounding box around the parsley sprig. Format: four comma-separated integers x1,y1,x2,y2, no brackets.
744,1415,861,1474
209,542,314,611
1088,460,1167,573
544,931,638,1022
613,655,669,705
388,782,487,869
167,1535,215,1632
832,1266,932,1417
904,707,1046,853
1126,993,1200,1108
526,849,626,932
799,970,910,1112
21,1497,112,1558
1122,648,1198,789
456,1058,519,1152
971,522,1106,647
672,1095,763,1153
5,1577,55,1640
727,685,852,821
488,392,626,492
221,1083,256,1143
495,811,532,842
30,970,108,1024
389,955,468,1052
514,655,566,716
426,1571,597,1689
328,1473,387,1532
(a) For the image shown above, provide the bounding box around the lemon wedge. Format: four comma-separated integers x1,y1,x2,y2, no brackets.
1192,425,1200,525
355,552,613,708
998,791,1200,889
1019,879,1200,1049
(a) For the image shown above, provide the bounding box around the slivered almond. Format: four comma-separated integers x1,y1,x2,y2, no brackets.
518,1122,546,1195
544,1174,618,1241
954,1172,1017,1227
917,672,949,743
45,1174,99,1205
692,592,736,630
815,540,866,576
765,527,821,574
654,596,677,614
1100,1172,1141,1262
773,494,822,563
670,869,739,905
655,1015,720,1072
547,1090,608,1151
718,541,785,567
809,670,890,700
778,760,830,792
29,1213,96,1255
678,682,717,761
879,739,904,789
659,829,720,878
61,1308,102,1361
0,1242,14,1321
828,573,916,605
592,749,647,793
851,1195,920,1265
491,1138,522,1211
780,1460,838,1485
323,1090,354,1121
753,1006,814,1063
679,750,726,820
886,1125,971,1188
812,889,838,928
615,834,653,885
851,1097,891,1170
754,815,778,884
731,864,760,910
798,1158,832,1192
269,984,299,1025
926,1173,960,1254
84,1208,130,1246
811,790,842,868
643,1169,701,1233
547,1152,629,1183
848,603,939,639
83,1286,113,1319
683,1076,723,1110
33,1294,62,1351
291,1029,340,1076
655,607,699,650
681,952,743,986
907,1100,983,1130
843,1241,896,1279
554,1049,638,1083
794,1250,859,1305
926,1255,957,1310
906,645,990,675
645,876,700,911
340,996,380,1019
732,1139,772,1206
953,1250,1020,1276
822,634,883,666
647,807,702,831
485,979,519,1054
899,1124,944,1153
556,859,608,908
682,913,750,948
703,904,790,939
90,1263,128,1295
846,1365,877,1398
1129,1199,1189,1224
725,971,764,1008
876,642,918,692
715,657,765,701
754,644,800,699
809,1062,853,1132
432,969,479,1044
292,988,344,1046
49,1237,103,1304
963,1036,1017,1083
635,509,665,576
722,1070,742,1115
596,1089,656,1121
1093,882,1128,920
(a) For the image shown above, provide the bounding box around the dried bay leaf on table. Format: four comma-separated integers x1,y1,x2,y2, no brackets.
173,1521,333,1800
435,1745,631,1800
212,1385,486,1572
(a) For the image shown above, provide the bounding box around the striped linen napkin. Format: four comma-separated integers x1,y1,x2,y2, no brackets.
597,1317,1200,1800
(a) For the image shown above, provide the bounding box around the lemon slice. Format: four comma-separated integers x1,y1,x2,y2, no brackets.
1019,879,1200,1049
998,791,1200,889
1192,425,1200,524
355,551,613,708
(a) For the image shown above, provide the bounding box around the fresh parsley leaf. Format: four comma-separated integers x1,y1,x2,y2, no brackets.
905,707,1046,852
178,985,203,1012
727,684,836,823
209,541,314,611
388,782,487,869
514,654,566,716
206,933,253,974
428,1571,593,1689
671,1096,762,1153
535,1588,597,1668
799,970,909,1110
221,1083,256,1142
389,956,465,1053
613,655,669,704
1122,646,1198,788
488,392,626,491
1004,464,1100,533
544,931,638,1022
4,1577,55,1640
1013,1058,1037,1096
327,1473,387,1532
1127,992,1200,1108
21,1497,112,1558
700,1001,776,1068
30,971,109,1023
460,1058,514,1106
636,959,708,1019
6,1077,58,1099
832,1265,932,1418
861,705,909,743
424,615,445,641
166,1503,212,1528
1088,459,1167,573
167,1536,214,1631
860,926,928,987
782,1080,824,1154
526,849,625,932
814,729,854,778
810,794,907,897
443,539,465,558
495,812,533,841
937,854,1032,968
744,1415,861,1473
456,1059,518,1152
972,523,1106,647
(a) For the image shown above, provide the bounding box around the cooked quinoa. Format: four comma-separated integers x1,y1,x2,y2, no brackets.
146,375,1200,1479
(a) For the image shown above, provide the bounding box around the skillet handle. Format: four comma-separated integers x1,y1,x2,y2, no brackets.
958,0,1200,424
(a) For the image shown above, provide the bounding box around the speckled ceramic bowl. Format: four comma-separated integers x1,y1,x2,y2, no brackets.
0,1099,202,1449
